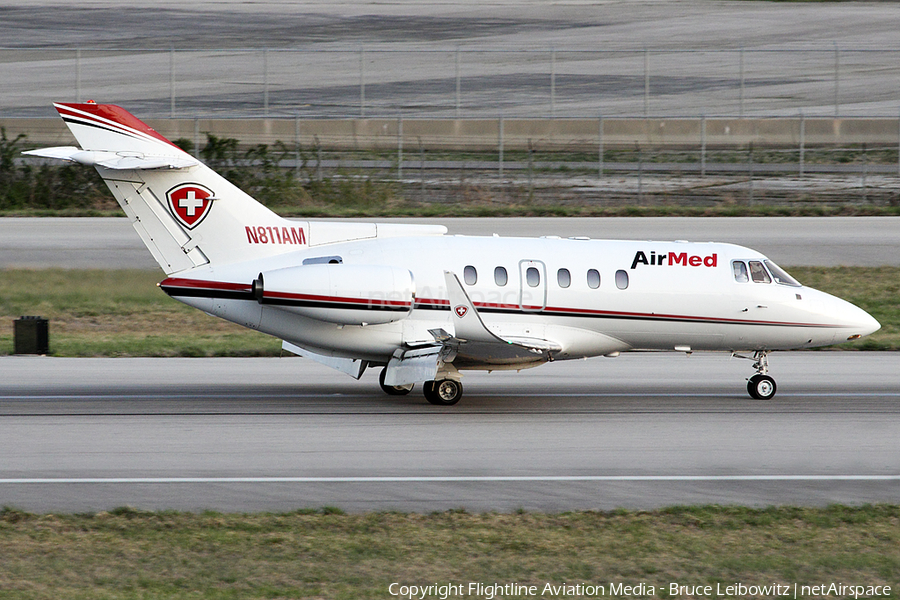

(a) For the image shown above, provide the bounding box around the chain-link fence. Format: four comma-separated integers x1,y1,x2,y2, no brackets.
3,46,900,119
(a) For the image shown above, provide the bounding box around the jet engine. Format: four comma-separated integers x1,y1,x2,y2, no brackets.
252,264,415,325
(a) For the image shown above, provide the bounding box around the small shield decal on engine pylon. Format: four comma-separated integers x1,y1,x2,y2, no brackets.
454,305,468,318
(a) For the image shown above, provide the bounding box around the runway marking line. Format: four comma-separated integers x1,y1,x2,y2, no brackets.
1,475,898,484
3,392,900,401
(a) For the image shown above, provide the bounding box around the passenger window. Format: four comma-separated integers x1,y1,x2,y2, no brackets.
494,266,508,286
464,265,477,285
748,261,771,284
615,269,629,290
587,269,600,289
557,268,571,288
526,267,540,287
732,260,749,283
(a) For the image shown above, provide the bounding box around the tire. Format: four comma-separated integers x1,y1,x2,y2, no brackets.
747,374,777,400
423,380,440,404
424,379,463,406
379,368,413,396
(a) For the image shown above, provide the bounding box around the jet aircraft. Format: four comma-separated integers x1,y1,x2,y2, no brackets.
26,102,881,404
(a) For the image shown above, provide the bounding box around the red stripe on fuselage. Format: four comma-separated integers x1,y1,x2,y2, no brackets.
263,290,412,308
158,279,844,328
160,278,252,293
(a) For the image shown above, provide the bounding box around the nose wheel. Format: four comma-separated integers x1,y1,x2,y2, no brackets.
740,350,777,400
747,373,777,400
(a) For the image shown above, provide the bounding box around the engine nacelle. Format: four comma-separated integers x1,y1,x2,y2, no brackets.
254,264,415,325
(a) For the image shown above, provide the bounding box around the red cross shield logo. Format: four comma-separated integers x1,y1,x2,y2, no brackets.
166,183,214,229
454,305,468,318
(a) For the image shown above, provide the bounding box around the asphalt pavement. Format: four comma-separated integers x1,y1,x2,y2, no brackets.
1,353,897,513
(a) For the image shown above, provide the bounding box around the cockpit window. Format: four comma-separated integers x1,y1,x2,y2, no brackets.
765,260,802,287
732,261,749,283
748,261,772,284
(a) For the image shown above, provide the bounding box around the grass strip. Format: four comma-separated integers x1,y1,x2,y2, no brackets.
0,505,897,600
0,267,897,356
0,269,280,357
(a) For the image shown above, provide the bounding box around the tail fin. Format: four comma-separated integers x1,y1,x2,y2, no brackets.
26,102,306,274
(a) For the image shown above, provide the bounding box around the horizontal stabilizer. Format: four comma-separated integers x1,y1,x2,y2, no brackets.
23,147,199,170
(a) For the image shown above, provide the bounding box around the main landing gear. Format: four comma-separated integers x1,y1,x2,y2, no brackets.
378,368,413,396
744,351,777,400
378,368,463,405
422,379,463,406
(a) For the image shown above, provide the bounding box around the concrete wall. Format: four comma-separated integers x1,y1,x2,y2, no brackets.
4,117,899,152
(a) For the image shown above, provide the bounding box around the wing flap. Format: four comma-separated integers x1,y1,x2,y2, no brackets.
282,341,369,379
384,347,442,386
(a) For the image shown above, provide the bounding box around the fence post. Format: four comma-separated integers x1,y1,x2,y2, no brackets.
455,46,461,118
263,48,269,116
638,143,644,204
193,117,199,157
498,113,504,179
747,142,754,203
700,115,706,178
75,48,81,103
550,47,556,118
315,135,322,181
834,43,840,118
598,112,604,179
862,142,867,201
739,47,744,118
359,47,366,118
528,138,534,193
398,115,403,180
799,110,805,178
644,47,650,117
294,114,300,179
419,137,425,197
170,46,176,118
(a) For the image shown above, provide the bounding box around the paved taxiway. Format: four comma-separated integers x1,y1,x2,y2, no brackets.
5,1,900,118
3,216,899,269
1,353,897,513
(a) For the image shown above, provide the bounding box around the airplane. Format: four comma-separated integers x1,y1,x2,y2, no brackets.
25,102,880,405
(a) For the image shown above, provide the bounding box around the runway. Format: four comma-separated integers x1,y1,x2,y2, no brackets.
3,216,899,269
4,1,900,118
1,353,897,513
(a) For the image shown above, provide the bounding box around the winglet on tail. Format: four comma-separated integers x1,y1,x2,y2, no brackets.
53,102,186,154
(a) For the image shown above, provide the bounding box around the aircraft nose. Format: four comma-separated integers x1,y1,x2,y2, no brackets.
822,293,880,339
849,304,881,338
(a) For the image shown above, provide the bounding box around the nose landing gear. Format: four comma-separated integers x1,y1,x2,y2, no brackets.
748,373,777,400
741,350,777,400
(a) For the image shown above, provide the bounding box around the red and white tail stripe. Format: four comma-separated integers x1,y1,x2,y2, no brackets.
54,102,185,154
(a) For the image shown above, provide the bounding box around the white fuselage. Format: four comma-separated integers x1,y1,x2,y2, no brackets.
164,234,879,366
